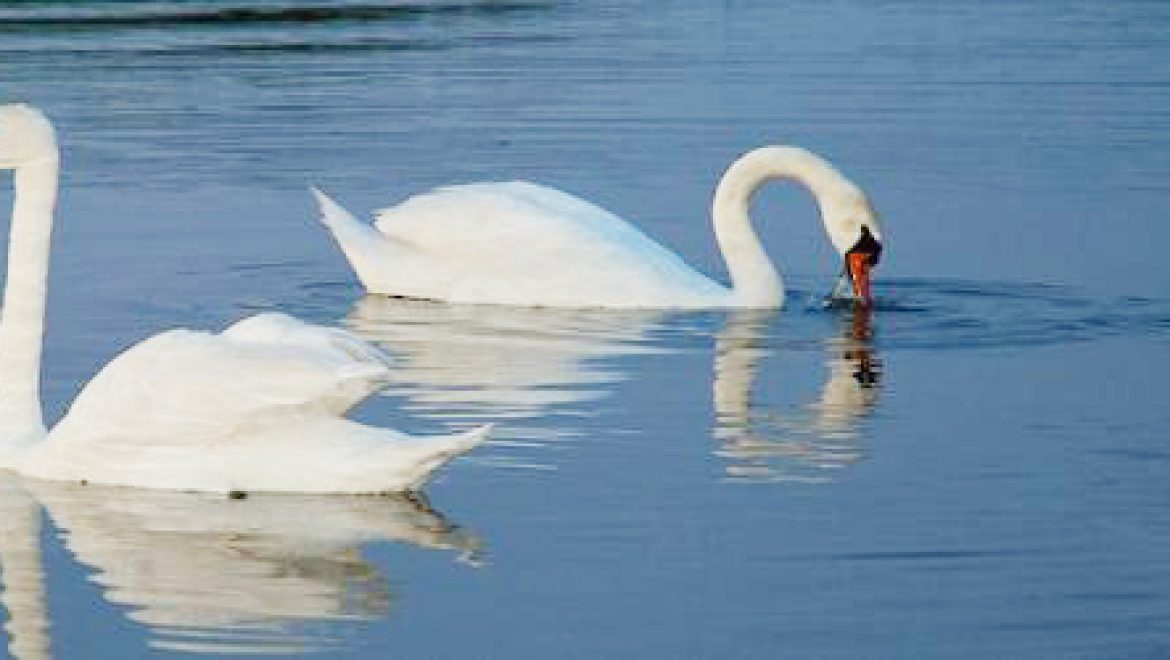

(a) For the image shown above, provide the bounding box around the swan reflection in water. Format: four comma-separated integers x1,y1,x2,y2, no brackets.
0,472,480,658
713,305,882,482
347,295,882,482
0,477,49,660
346,296,668,445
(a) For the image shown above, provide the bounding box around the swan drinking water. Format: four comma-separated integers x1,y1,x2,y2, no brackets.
314,145,883,308
0,104,489,494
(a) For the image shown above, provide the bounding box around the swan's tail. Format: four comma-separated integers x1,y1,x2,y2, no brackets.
312,187,364,232
311,188,395,291
399,424,493,492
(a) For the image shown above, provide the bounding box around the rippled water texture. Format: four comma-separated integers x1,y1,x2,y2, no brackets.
2,1,1169,658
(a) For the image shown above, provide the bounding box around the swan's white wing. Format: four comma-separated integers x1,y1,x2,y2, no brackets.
27,313,488,493
374,182,726,305
57,313,390,443
219,312,392,414
363,182,728,307
377,182,670,262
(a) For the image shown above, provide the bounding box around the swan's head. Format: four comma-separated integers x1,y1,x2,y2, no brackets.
0,104,58,170
824,192,883,307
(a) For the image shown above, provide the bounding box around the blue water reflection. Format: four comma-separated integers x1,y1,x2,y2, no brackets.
2,0,1169,657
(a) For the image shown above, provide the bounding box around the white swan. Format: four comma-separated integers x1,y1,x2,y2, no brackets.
0,104,489,494
313,145,883,308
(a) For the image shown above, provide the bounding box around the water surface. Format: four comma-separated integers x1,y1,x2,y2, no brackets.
2,1,1169,657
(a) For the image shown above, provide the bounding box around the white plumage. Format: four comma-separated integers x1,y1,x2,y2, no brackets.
0,104,489,494
316,182,725,307
315,146,883,308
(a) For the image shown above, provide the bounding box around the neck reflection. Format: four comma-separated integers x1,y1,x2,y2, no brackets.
712,305,883,482
0,475,49,660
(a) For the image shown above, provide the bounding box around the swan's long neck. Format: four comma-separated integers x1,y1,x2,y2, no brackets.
0,157,57,451
711,146,861,307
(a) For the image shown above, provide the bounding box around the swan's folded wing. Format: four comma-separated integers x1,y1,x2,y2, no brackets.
373,182,724,305
29,314,490,493
220,312,390,374
51,314,391,448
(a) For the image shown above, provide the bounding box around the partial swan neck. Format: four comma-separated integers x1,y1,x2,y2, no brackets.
0,156,58,450
711,146,862,307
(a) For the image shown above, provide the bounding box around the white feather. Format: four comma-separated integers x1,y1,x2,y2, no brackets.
0,105,490,494
315,147,881,308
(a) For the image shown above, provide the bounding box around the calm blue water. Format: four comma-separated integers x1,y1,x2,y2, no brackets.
2,1,1169,658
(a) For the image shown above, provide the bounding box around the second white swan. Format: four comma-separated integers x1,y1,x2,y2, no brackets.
314,145,884,308
0,104,489,495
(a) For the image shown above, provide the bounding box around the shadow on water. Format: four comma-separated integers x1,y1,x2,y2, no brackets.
0,471,481,657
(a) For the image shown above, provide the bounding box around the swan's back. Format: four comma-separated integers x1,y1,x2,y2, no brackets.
55,313,389,445
372,182,727,307
24,313,488,493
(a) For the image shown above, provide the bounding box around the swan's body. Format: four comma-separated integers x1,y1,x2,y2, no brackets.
0,104,488,495
315,146,883,308
19,314,487,493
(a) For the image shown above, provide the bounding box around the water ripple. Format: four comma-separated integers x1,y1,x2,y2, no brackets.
863,278,1170,350
0,1,552,30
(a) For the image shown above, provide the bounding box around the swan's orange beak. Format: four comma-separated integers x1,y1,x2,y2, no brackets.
847,252,873,307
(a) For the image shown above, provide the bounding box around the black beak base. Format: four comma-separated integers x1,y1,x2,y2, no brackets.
848,225,882,267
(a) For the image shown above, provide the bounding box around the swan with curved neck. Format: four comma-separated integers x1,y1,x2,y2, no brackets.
0,104,489,494
314,145,883,308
